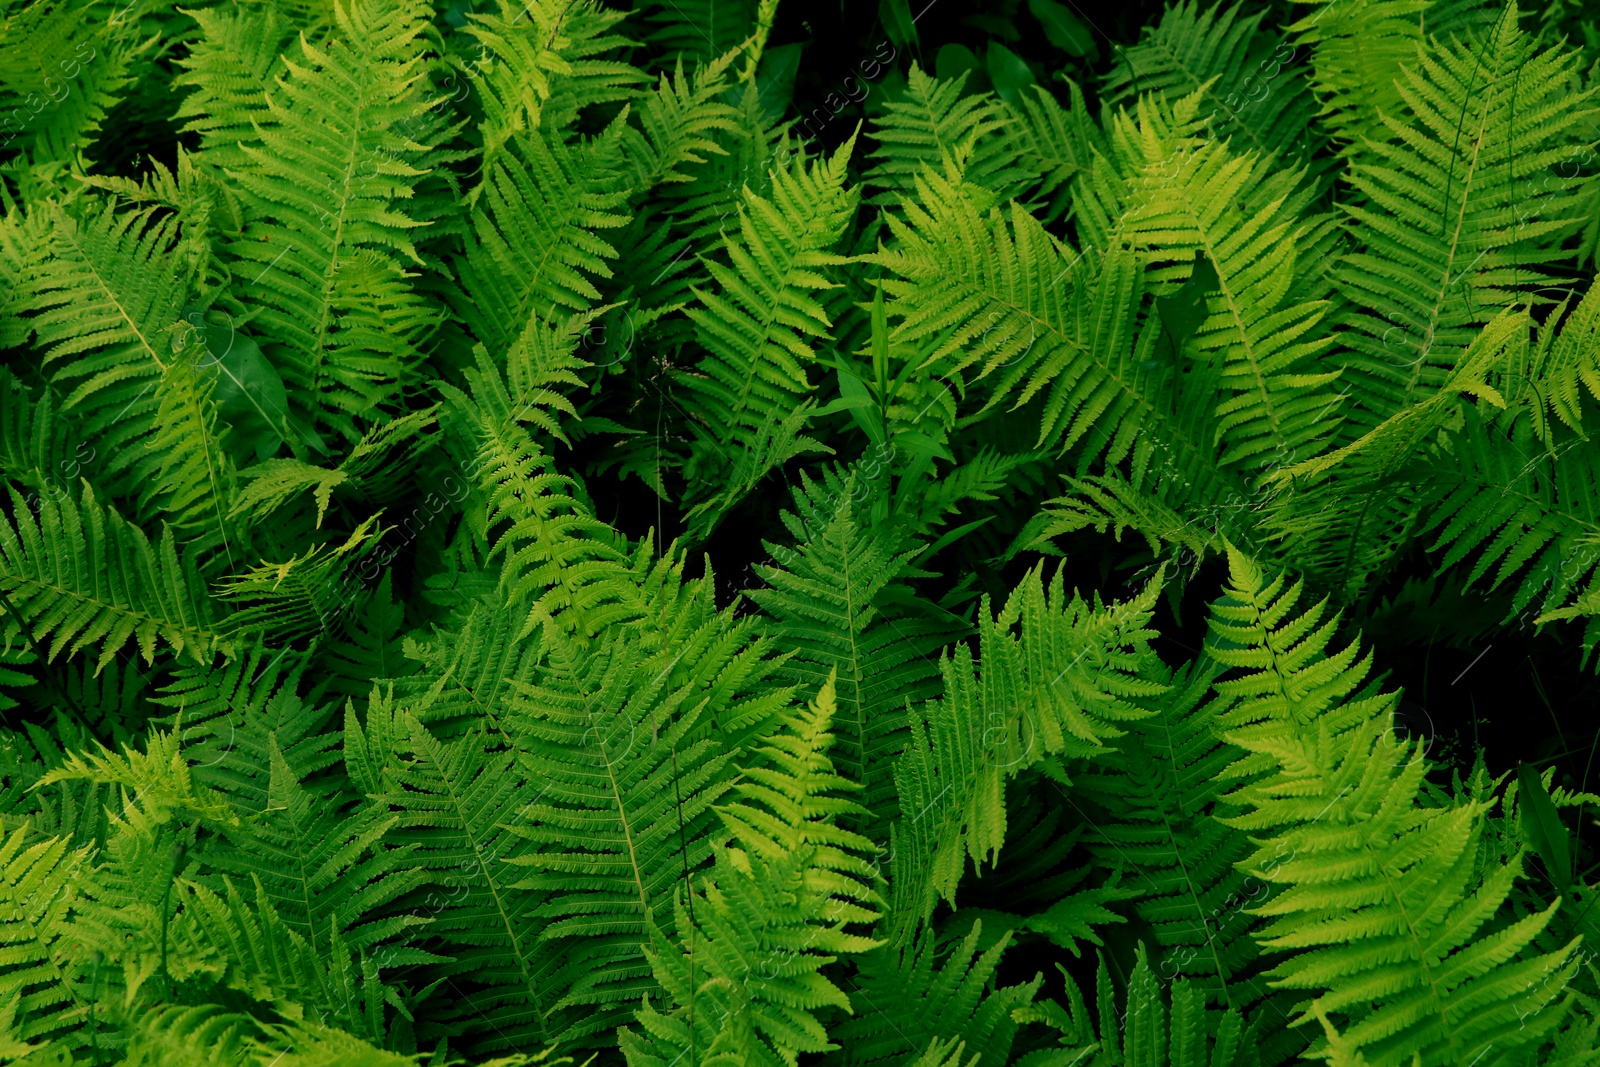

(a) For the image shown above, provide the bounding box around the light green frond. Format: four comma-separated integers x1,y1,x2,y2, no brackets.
1285,0,1489,153
170,3,292,174
1002,79,1106,224
864,64,1029,203
620,53,741,194
677,132,859,539
445,355,644,634
462,0,640,176
232,459,349,530
1507,278,1600,444
748,472,965,830
877,160,1170,458
452,122,631,357
24,197,195,493
887,565,1168,945
1331,5,1597,432
225,0,443,442
1120,135,1343,471
144,356,239,569
0,482,228,669
621,675,882,1067
1213,548,1579,1067
0,828,91,1051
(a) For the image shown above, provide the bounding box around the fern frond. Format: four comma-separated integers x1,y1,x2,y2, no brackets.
1285,0,1488,153
1416,406,1600,643
213,513,386,643
202,731,429,957
452,121,630,357
1002,80,1106,225
1104,0,1319,164
170,3,292,174
620,54,741,195
636,0,759,68
501,556,788,1032
877,159,1175,458
677,133,859,539
0,204,45,348
620,673,882,1067
463,0,641,178
225,0,443,442
1506,279,1600,444
1119,132,1343,472
748,471,962,830
445,352,644,634
0,828,91,1051
23,197,195,494
1331,5,1597,432
316,571,412,702
1261,307,1524,601
864,65,1029,204
887,565,1168,945
1213,546,1580,1067
1017,946,1248,1067
376,704,568,1051
0,7,154,168
1074,658,1268,1010
0,482,227,669
144,355,240,569
825,919,1041,1067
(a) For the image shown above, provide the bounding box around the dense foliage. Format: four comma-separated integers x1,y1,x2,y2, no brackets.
2,0,1600,1063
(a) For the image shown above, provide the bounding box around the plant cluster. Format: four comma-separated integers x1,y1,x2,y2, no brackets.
2,0,1600,1063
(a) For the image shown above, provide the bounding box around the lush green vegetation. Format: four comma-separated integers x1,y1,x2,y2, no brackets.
2,0,1600,1063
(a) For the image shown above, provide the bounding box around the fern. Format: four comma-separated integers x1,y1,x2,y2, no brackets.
619,673,882,1066
23,197,197,495
887,564,1167,945
1105,0,1320,166
0,828,91,1051
825,919,1043,1067
748,472,963,829
170,3,292,174
1073,658,1269,1010
369,694,568,1051
451,121,631,358
1332,4,1598,432
500,554,789,1037
4,0,1600,1061
224,0,443,443
0,482,227,669
1285,0,1489,153
1213,546,1580,1067
1015,945,1248,1067
865,65,1031,204
676,133,859,539
878,158,1165,457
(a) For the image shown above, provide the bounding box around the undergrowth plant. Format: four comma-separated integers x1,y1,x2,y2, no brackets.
1,0,1600,1063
